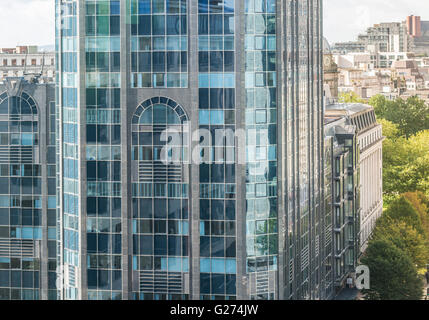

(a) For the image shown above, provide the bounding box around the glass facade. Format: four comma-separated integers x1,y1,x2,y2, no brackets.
0,82,56,300
280,0,327,300
56,0,328,300
198,0,237,300
57,0,80,300
131,97,190,300
323,137,334,298
244,0,278,300
130,0,188,88
85,0,123,300
324,126,360,294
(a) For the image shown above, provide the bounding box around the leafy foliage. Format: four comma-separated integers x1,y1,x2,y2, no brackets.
383,196,425,236
362,91,429,300
369,95,429,138
403,192,429,240
361,239,423,300
372,218,429,271
380,119,429,196
338,91,365,104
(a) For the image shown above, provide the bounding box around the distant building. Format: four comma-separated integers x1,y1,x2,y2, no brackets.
323,54,339,101
392,60,425,91
407,15,422,38
0,46,55,84
333,22,410,54
407,15,429,55
0,77,57,300
325,103,384,253
332,42,366,55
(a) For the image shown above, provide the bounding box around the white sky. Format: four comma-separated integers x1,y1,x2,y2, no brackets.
324,0,429,43
0,0,429,47
0,0,54,47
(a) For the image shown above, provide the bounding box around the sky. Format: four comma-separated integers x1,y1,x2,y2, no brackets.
324,0,429,43
1,0,429,47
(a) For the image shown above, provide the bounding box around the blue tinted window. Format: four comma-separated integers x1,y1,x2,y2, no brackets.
199,110,210,125
210,110,224,125
212,258,225,273
139,0,151,14
111,1,120,14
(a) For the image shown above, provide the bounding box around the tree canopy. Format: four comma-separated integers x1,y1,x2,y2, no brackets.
372,218,429,272
380,119,429,196
338,91,365,104
383,196,425,235
369,95,429,138
357,94,429,300
404,192,429,240
361,239,423,300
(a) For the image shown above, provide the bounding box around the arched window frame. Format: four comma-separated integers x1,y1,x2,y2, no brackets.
132,97,188,125
0,91,39,116
0,91,40,148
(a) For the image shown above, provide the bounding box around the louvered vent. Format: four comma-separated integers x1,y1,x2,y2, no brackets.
256,272,269,293
138,162,182,183
301,245,309,271
139,271,185,294
315,235,320,258
68,265,76,287
325,224,332,246
0,146,34,164
0,239,38,258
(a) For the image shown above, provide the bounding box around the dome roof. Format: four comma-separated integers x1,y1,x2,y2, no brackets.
323,37,332,54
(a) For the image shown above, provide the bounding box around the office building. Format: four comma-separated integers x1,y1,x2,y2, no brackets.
55,0,327,300
0,77,57,300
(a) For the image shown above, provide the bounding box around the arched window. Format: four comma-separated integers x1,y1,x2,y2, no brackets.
132,96,188,125
132,97,188,172
0,91,38,116
0,92,39,161
131,97,190,287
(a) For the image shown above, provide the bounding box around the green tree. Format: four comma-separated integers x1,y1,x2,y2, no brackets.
369,95,393,119
384,196,425,236
381,122,429,196
338,91,365,103
361,239,423,300
372,218,429,272
369,94,429,138
404,192,429,242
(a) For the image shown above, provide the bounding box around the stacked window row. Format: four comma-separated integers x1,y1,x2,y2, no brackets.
198,0,237,299
130,0,188,88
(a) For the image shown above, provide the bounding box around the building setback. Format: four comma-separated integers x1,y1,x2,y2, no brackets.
55,0,329,300
324,113,360,293
0,77,57,300
325,103,384,253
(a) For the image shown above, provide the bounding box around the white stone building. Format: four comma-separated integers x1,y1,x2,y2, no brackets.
0,46,55,83
325,103,384,252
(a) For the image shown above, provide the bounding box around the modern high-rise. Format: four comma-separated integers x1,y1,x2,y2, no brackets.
56,0,327,300
0,77,57,300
